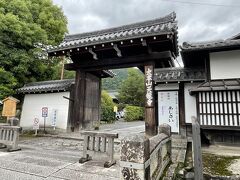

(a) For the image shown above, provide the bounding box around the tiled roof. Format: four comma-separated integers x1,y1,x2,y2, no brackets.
154,68,206,82
181,39,240,52
17,79,75,94
47,12,177,53
190,79,240,93
230,33,240,40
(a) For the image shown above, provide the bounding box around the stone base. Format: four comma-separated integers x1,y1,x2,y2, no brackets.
79,154,92,164
104,160,116,168
7,147,21,152
0,144,7,149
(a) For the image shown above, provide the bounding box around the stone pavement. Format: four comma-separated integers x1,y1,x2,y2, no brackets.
0,121,145,180
49,120,145,142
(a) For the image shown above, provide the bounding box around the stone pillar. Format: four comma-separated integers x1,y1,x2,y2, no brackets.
120,134,150,180
158,123,171,136
158,123,172,158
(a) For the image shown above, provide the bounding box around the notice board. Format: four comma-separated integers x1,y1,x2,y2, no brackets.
158,91,179,133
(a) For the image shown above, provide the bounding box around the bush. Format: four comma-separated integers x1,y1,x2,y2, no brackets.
124,105,144,122
101,91,115,123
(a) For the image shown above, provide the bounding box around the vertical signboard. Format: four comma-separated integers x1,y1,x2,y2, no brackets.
51,109,57,129
42,107,48,133
42,107,48,117
33,117,39,135
145,65,154,107
158,91,179,133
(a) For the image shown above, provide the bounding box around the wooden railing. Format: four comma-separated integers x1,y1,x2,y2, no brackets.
0,125,21,152
192,116,203,180
120,124,171,180
79,131,118,168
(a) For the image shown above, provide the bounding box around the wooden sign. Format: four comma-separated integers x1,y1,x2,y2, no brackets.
2,97,19,117
145,65,154,107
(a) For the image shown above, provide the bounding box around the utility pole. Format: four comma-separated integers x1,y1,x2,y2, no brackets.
60,56,65,80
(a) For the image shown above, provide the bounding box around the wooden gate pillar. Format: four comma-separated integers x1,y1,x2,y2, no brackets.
73,69,86,131
144,64,157,136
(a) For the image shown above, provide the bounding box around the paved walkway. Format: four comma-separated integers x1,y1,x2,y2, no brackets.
47,120,145,142
0,121,145,180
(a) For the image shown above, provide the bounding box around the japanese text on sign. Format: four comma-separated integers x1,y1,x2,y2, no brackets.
145,66,153,107
158,91,179,133
51,109,57,127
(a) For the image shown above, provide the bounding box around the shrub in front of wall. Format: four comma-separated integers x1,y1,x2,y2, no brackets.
101,91,115,123
124,105,144,122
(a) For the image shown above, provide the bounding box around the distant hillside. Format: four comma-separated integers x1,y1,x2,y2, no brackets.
102,69,129,91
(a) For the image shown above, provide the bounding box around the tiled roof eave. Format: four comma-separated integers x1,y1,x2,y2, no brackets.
18,87,70,94
16,79,75,94
64,12,176,41
47,31,176,53
155,78,205,83
181,40,240,52
189,79,240,94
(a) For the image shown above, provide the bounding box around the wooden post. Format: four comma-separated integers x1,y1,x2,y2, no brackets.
60,56,65,80
73,70,86,131
192,116,203,180
144,64,157,136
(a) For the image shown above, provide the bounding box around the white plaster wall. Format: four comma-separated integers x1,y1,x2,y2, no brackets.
20,92,70,130
184,83,199,123
210,50,240,80
155,83,179,91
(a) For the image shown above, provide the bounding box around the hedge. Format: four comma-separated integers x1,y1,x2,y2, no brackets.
101,91,115,123
124,105,144,122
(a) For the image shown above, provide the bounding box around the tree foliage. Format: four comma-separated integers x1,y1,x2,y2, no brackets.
0,0,68,99
124,105,144,121
101,90,115,123
102,69,129,91
118,68,144,107
0,68,17,99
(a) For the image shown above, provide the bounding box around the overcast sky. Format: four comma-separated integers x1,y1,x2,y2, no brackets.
53,0,240,44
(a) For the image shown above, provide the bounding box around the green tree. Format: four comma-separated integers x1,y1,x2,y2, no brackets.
0,68,17,99
118,68,144,107
124,105,144,121
101,90,115,122
102,69,128,91
0,0,68,99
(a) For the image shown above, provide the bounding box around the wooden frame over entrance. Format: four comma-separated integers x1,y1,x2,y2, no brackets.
47,12,179,136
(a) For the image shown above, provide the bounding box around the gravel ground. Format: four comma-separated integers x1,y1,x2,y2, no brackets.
228,159,240,175
202,145,240,176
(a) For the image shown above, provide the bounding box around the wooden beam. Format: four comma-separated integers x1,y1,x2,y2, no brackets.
141,39,147,46
89,48,98,60
113,44,122,57
65,51,172,71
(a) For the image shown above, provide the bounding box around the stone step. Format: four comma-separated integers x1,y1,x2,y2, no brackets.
177,149,187,164
171,134,188,139
165,164,178,179
171,138,188,149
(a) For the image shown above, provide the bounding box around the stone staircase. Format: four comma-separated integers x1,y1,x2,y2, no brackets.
163,135,188,180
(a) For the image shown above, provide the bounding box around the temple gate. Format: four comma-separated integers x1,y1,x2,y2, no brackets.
47,12,178,136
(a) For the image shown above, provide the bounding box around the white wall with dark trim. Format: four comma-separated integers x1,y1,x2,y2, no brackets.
20,92,70,130
184,83,199,123
210,50,240,80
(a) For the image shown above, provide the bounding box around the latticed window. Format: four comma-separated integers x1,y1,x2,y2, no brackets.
197,91,240,126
